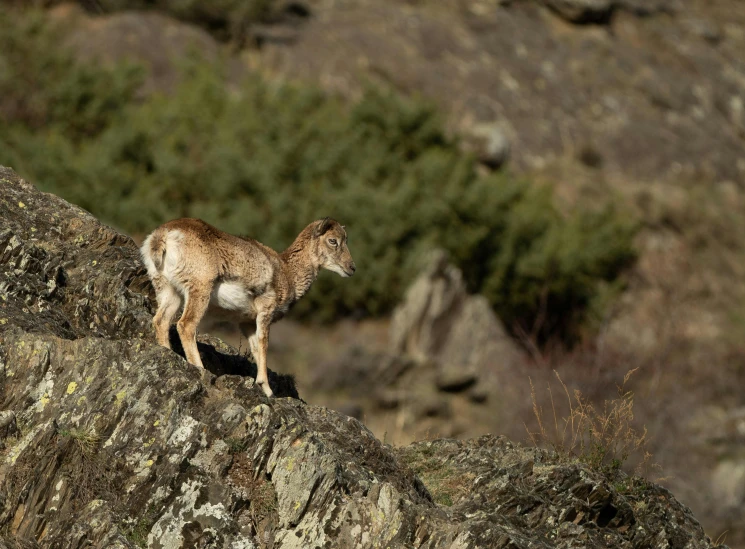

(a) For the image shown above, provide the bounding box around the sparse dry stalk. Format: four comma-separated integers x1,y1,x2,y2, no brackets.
526,368,654,476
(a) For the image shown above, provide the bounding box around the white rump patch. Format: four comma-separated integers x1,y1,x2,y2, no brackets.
140,229,187,289
161,230,185,280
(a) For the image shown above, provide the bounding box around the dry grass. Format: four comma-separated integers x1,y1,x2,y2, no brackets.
227,451,279,539
525,368,654,476
58,426,101,458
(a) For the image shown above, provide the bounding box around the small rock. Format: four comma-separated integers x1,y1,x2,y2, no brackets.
375,389,401,410
467,123,511,169
336,402,363,420
435,367,478,393
413,396,452,419
0,410,17,438
215,374,245,392
468,386,489,404
711,458,745,509
685,18,722,44
541,0,614,24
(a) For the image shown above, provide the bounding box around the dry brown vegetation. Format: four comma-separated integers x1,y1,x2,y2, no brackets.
525,369,654,476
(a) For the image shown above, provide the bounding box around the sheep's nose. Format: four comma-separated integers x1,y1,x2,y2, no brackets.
349,263,357,274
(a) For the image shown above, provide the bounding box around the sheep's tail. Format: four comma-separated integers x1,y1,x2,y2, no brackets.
141,228,168,275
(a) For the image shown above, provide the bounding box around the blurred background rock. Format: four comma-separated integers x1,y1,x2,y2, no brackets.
1,0,743,544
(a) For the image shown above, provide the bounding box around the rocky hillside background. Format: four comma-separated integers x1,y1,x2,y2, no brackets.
0,164,729,549
1,0,744,546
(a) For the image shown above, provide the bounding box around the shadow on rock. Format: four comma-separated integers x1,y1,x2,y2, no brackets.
167,326,300,399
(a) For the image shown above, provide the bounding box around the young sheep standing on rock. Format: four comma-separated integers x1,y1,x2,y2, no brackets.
140,217,356,397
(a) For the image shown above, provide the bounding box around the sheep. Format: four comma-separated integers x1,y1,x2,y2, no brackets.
140,217,355,397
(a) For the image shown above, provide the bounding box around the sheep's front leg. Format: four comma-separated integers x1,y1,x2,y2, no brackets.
253,311,273,398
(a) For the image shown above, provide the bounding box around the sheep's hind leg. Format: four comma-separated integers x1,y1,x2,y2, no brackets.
239,322,256,359
153,278,182,349
176,288,210,370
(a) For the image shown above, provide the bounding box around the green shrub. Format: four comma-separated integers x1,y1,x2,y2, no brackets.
0,10,637,343
0,10,143,138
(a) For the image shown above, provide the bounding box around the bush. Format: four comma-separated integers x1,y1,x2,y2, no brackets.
0,10,143,139
0,10,637,343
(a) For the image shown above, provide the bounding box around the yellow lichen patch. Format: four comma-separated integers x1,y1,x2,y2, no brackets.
115,390,127,403
66,382,78,395
153,420,160,427
286,457,295,471
40,393,51,409
146,459,154,467
6,370,13,377
85,376,94,384
77,396,87,406
0,318,7,325
18,201,25,208
143,437,156,448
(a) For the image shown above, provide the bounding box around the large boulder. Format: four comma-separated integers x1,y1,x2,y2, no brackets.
390,249,523,374
0,166,727,548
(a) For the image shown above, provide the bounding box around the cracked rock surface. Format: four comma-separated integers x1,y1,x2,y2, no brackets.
0,166,726,547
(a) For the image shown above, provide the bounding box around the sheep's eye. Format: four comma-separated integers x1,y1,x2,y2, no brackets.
328,238,337,246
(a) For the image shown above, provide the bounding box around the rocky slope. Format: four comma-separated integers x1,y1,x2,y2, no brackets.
0,167,728,547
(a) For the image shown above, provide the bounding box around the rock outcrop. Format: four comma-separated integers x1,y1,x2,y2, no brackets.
390,249,522,373
0,166,726,548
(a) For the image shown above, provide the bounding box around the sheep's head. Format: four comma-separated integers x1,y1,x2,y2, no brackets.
313,217,356,277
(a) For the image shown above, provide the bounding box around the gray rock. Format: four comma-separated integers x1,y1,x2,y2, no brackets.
468,386,489,404
374,389,401,410
466,123,511,169
412,395,452,420
390,249,523,373
0,412,16,439
435,367,478,393
541,0,614,24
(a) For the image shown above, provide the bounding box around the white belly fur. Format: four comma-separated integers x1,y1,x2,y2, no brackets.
211,281,255,313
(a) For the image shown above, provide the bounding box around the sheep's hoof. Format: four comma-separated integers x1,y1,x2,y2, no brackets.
257,381,274,398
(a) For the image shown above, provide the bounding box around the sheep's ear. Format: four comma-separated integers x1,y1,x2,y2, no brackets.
314,217,332,237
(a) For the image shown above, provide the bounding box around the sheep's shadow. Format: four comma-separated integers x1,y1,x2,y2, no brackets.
167,326,299,399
